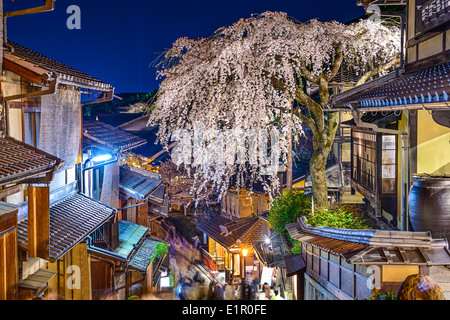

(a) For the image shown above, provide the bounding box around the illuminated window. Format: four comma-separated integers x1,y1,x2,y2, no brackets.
352,130,376,192
381,135,396,194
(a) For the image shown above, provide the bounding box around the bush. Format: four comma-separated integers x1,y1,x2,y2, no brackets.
305,207,370,230
366,288,397,300
268,190,312,234
291,240,302,255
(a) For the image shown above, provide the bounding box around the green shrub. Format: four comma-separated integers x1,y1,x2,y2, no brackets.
366,288,397,300
150,242,169,263
305,207,369,230
291,240,302,255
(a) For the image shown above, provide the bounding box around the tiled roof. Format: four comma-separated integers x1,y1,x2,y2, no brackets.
198,215,264,250
331,62,450,109
129,238,167,272
83,120,147,152
147,183,166,204
18,192,116,262
6,40,113,91
286,216,450,265
115,220,148,258
330,67,361,84
0,201,18,217
0,135,61,186
119,165,164,200
340,111,401,127
282,254,306,277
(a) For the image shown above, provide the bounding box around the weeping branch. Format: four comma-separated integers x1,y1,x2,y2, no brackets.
324,44,344,82
356,56,401,86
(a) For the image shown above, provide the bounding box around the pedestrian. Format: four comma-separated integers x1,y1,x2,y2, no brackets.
224,280,236,300
207,282,218,300
262,282,272,300
239,280,256,300
176,278,185,300
214,282,224,300
271,287,284,300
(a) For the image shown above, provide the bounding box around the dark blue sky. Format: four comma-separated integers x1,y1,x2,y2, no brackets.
4,0,365,94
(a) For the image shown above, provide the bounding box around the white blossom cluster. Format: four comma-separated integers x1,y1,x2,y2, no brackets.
148,11,400,204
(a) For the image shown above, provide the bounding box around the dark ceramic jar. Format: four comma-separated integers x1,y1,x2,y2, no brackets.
409,174,450,241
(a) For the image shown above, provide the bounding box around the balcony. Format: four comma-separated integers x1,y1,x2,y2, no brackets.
420,0,450,33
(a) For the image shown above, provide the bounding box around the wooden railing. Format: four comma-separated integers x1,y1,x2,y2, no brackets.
90,225,110,250
421,0,450,32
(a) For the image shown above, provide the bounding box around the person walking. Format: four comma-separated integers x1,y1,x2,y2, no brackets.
207,282,218,300
224,280,236,300
271,287,284,300
261,282,272,300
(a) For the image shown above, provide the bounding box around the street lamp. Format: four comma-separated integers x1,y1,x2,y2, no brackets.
242,248,248,280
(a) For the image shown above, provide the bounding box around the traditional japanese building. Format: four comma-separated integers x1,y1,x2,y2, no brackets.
0,35,120,299
324,0,450,298
197,189,270,283
81,112,169,300
286,216,450,300
331,0,450,230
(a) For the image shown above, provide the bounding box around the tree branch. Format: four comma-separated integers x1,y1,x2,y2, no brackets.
295,85,324,132
299,61,320,84
355,56,401,86
293,107,318,136
324,44,344,82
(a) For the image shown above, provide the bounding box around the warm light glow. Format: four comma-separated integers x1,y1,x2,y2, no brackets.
242,248,248,257
92,154,112,162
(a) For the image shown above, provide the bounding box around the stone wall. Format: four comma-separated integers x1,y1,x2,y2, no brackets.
429,266,450,300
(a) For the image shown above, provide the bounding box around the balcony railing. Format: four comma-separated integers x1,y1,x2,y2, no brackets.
89,224,110,250
421,0,450,33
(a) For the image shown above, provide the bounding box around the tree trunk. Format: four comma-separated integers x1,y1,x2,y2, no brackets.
310,150,329,210
286,132,293,191
309,112,339,210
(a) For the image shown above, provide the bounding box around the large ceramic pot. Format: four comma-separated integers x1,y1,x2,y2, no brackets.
409,174,450,241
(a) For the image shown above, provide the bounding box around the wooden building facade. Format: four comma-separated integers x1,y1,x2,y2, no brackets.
331,0,450,229
286,216,450,300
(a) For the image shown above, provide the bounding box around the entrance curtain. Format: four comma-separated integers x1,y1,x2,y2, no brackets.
39,88,81,171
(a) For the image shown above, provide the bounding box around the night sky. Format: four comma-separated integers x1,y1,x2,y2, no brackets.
4,0,366,94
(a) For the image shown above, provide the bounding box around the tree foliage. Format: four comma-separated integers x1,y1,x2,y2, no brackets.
268,190,311,234
305,207,369,229
148,11,400,206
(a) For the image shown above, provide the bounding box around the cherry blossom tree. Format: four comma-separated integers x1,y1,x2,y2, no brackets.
148,11,400,209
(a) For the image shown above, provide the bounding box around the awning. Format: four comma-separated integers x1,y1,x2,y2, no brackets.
304,164,350,190
119,165,164,201
0,135,62,186
282,254,306,277
198,215,263,250
6,40,113,92
148,183,166,204
331,62,450,110
19,269,58,291
150,194,169,216
341,111,402,127
115,220,148,259
286,216,450,266
252,232,291,268
129,238,168,272
83,120,147,153
17,192,117,262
